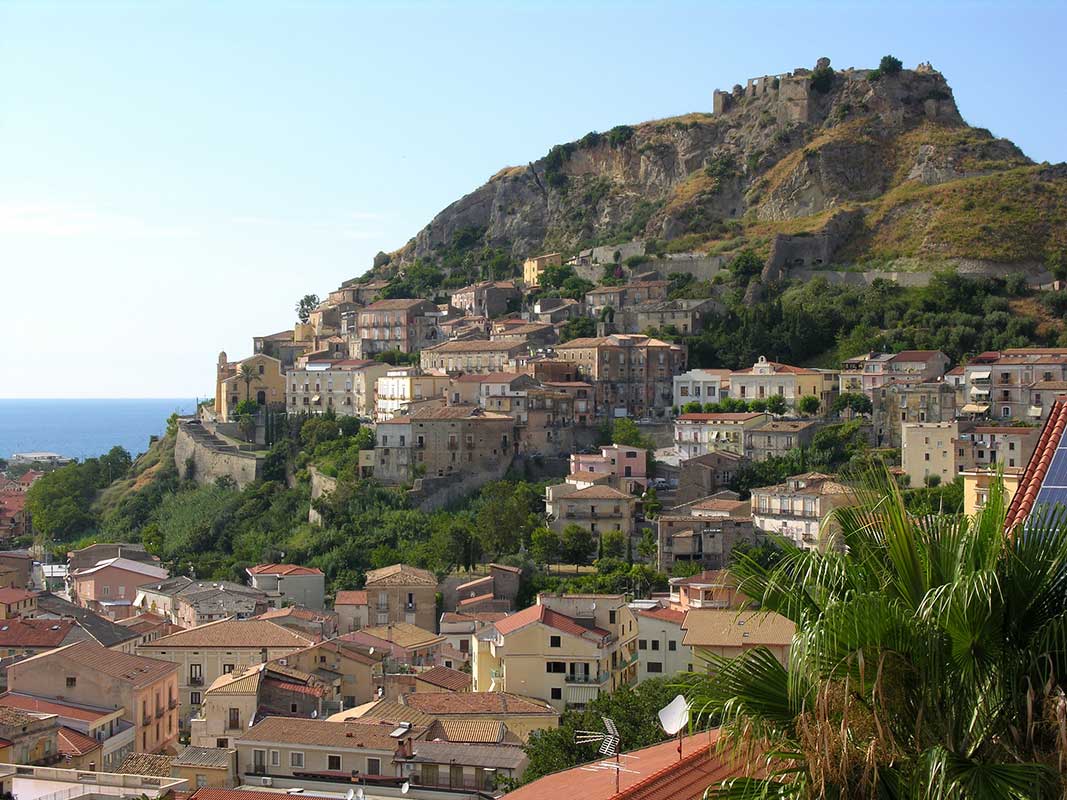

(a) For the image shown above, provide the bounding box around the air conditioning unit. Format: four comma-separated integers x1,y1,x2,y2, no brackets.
259,778,273,787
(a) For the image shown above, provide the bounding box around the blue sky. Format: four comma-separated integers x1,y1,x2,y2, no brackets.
2,0,1065,398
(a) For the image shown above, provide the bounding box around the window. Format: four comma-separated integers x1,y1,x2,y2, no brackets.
216,739,228,749
228,708,240,729
549,636,561,648
196,775,207,788
367,757,381,776
65,677,76,688
551,687,562,700
651,640,660,651
647,662,663,673
190,691,201,706
328,755,342,771
638,639,647,650
270,750,280,767
290,752,304,768
290,703,298,713
222,664,235,674
668,640,677,651
609,610,616,624
546,661,566,674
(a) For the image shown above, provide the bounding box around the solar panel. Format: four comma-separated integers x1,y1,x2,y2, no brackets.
1034,486,1067,511
1043,448,1067,487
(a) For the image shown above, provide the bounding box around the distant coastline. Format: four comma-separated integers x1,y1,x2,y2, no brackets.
0,398,198,462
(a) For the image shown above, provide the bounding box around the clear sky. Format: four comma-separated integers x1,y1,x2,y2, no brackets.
2,0,1065,399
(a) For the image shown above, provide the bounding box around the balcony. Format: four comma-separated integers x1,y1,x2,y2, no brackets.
564,671,608,684
246,764,268,776
155,707,165,719
376,603,389,612
169,697,178,710
189,676,204,686
142,714,152,726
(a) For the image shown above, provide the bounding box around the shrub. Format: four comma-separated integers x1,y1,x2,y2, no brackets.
233,399,258,417
810,64,834,93
879,54,903,75
607,125,635,147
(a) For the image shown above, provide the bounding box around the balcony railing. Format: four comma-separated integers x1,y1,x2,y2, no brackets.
155,707,165,718
564,671,608,684
246,764,268,776
189,676,204,686
169,697,178,709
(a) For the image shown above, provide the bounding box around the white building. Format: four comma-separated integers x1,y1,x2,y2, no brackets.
286,358,391,419
631,604,691,678
673,369,731,410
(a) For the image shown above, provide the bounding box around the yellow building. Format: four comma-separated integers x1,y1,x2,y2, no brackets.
680,608,795,669
962,469,1022,516
374,368,452,421
522,253,562,288
471,594,637,712
730,356,839,413
215,352,286,421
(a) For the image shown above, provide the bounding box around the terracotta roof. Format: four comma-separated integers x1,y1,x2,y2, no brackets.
689,498,749,515
334,590,368,606
0,705,42,727
673,569,734,587
429,718,511,744
423,339,527,353
410,739,527,770
295,638,383,666
58,726,102,757
141,618,315,649
750,420,817,432
680,609,795,648
751,472,851,497
453,372,525,383
329,700,436,727
561,485,634,501
0,692,114,722
247,563,324,576
71,557,169,580
439,611,510,625
364,563,437,587
416,665,471,692
0,617,74,648
732,360,820,375
457,592,495,607
1005,397,1067,531
402,692,556,716
637,606,686,625
676,413,765,422
490,563,522,574
364,298,433,310
354,622,444,650
889,350,947,363
241,716,425,750
255,606,333,623
494,605,610,641
173,746,235,769
205,665,263,695
118,753,175,776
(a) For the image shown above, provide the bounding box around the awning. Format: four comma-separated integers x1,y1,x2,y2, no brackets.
961,403,990,413
970,369,991,381
1029,406,1043,417
969,387,990,398
311,394,321,403
566,684,601,704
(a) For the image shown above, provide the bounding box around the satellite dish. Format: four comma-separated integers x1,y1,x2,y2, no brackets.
356,788,364,800
401,781,410,794
658,694,690,735
311,710,318,719
591,602,596,610
248,717,255,728
346,790,354,800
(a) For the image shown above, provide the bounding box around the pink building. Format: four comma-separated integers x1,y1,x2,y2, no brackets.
340,622,445,667
569,444,647,492
667,570,749,612
69,558,169,620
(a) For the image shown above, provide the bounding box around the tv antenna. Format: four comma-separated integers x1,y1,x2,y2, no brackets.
575,717,635,792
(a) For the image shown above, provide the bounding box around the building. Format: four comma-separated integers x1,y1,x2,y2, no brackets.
33,592,141,652
491,322,557,348
449,281,521,318
730,356,838,413
138,619,315,728
438,612,508,664
544,483,636,539
750,472,854,550
840,350,950,396
963,468,1023,517
353,299,442,357
68,558,170,621
171,746,238,789
419,340,529,375
680,608,795,669
471,594,638,712
342,623,445,670
522,253,562,288
673,368,731,410
873,380,958,448
254,606,337,640
667,570,748,612
246,565,325,611
67,543,158,574
363,564,439,632
583,281,669,317
554,334,685,419
632,605,689,679
673,413,769,459
0,588,35,619
0,691,136,772
275,638,383,710
116,612,183,646
447,564,520,617
676,451,748,504
374,406,515,485
252,329,315,370
286,359,391,418
568,444,648,492
963,348,1067,422
333,590,369,634
1003,397,1067,531
629,298,721,336
413,665,470,694
0,617,87,657
375,369,451,421
8,641,179,755
656,496,756,573
215,354,287,421
743,419,819,461
0,762,184,800
135,576,268,628
0,705,60,766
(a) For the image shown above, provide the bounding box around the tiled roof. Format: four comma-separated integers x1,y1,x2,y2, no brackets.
1005,397,1067,531
58,726,101,757
241,716,425,750
118,753,175,777
750,420,817,432
173,746,235,769
334,590,368,606
439,611,509,625
676,413,765,422
330,700,436,727
205,665,263,695
402,691,556,716
143,618,315,649
889,350,947,363
32,593,140,648
0,705,41,726
731,360,820,375
364,299,433,310
247,563,324,576
673,569,734,587
0,617,74,648
457,593,495,607
38,641,176,686
364,563,437,587
489,563,522,574
689,498,749,514
355,622,444,650
416,665,471,692
255,606,332,623
71,557,169,580
680,609,795,648
422,339,527,353
494,605,610,641
0,692,114,722
562,485,633,500
637,606,686,625
296,638,383,666
429,719,509,744
409,740,527,770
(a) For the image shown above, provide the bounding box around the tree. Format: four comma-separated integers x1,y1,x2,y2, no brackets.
637,530,657,563
475,482,529,559
727,249,763,280
99,446,133,483
600,530,626,561
765,394,787,415
540,263,574,290
295,294,320,324
560,524,595,572
831,392,872,417
687,476,1067,799
530,527,561,572
560,276,594,301
559,316,595,342
238,362,258,403
797,394,820,416
643,488,662,519
879,54,903,75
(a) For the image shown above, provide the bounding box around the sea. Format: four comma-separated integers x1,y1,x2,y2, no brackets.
0,399,198,462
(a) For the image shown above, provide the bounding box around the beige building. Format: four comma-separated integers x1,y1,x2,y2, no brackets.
215,353,287,421
353,299,442,357
962,348,1067,421
138,619,315,728
171,745,238,789
286,359,391,418
681,608,795,669
419,340,529,375
751,472,854,550
673,412,770,459
873,380,958,448
333,590,369,633
278,639,383,708
449,280,520,318
374,368,451,421
246,564,325,611
632,605,690,679
673,368,732,409
656,496,756,573
730,356,839,413
472,594,638,712
522,253,562,287
901,422,1041,487
544,483,636,539
362,564,439,632
963,469,1023,516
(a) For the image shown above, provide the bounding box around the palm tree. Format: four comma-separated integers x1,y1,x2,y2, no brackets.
238,362,258,403
688,474,1067,799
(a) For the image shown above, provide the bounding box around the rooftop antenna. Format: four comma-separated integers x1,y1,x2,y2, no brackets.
576,716,628,793
657,694,690,762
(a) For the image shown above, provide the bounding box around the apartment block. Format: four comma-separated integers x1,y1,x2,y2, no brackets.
544,483,636,539
673,412,769,459
69,557,170,621
375,368,451,421
873,380,958,448
419,340,529,375
840,350,950,396
632,605,689,679
363,564,438,632
286,359,391,418
730,356,839,413
583,281,669,317
568,444,648,492
673,368,731,409
449,280,520,318
656,496,755,573
743,419,820,461
522,253,562,287
901,421,1041,487
246,564,325,611
750,472,854,550
963,348,1067,421
681,608,795,669
676,451,749,504
353,299,442,357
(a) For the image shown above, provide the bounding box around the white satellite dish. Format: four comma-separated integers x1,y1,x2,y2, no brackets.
311,710,317,719
368,647,374,655
355,788,364,800
346,790,354,800
658,694,690,735
401,781,410,794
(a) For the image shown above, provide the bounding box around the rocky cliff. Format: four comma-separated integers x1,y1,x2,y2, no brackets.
369,58,1065,282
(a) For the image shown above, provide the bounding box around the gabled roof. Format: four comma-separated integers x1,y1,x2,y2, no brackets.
401,691,556,716
241,716,425,750
334,590,368,606
676,412,765,422
18,640,176,687
889,349,948,363
0,617,74,648
353,623,444,650
141,618,314,649
680,609,795,648
173,746,235,769
494,604,610,641
0,588,35,604
71,557,168,580
58,726,102,757
247,563,324,576
416,665,471,692
636,606,686,625
34,592,140,648
561,485,633,501
364,563,437,587
0,692,117,722
118,753,175,777
1005,396,1067,531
